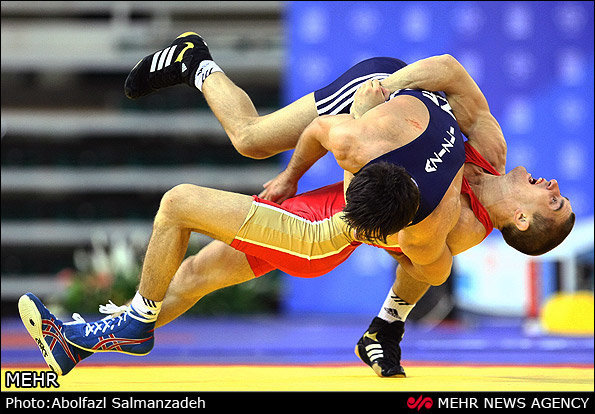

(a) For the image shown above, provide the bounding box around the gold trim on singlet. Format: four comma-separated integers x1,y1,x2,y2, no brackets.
233,200,401,259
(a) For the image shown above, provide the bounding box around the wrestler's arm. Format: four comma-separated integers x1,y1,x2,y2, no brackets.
394,241,453,286
350,79,391,119
259,114,353,202
380,55,506,172
395,219,454,286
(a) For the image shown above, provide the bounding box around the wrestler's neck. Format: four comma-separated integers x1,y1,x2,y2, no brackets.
465,168,515,230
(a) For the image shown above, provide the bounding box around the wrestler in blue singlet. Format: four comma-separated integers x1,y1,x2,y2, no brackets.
314,57,466,225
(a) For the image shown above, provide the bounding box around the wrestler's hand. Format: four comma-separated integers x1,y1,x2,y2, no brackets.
259,170,298,203
350,79,390,119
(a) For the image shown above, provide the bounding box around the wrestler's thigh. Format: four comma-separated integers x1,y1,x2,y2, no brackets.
158,241,257,328
251,93,318,154
161,184,253,244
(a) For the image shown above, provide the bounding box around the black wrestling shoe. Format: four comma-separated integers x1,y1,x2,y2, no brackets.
125,31,213,99
355,317,406,378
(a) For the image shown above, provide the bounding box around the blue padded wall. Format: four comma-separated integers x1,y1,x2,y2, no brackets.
281,1,594,314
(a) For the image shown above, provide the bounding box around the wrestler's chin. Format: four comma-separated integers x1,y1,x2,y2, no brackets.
506,166,529,183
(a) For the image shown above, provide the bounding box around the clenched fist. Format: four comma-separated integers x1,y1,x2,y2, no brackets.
350,79,390,119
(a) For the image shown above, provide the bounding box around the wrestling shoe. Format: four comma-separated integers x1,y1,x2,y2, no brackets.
355,317,406,378
18,293,93,376
125,31,213,99
62,303,155,355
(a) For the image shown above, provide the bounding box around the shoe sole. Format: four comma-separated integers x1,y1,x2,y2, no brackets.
18,294,63,375
354,344,406,378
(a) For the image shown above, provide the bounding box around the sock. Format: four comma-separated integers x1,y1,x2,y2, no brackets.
130,291,161,323
377,289,415,323
193,60,224,91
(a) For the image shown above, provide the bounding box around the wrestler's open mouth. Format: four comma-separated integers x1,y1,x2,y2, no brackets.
528,174,544,185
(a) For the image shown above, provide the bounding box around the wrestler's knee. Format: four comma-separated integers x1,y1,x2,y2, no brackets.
155,183,198,224
232,129,276,160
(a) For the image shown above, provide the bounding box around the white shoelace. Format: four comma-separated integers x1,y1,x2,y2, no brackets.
84,311,128,336
98,300,129,316
67,313,87,325
64,300,131,336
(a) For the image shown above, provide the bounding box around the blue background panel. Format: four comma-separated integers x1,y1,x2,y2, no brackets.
282,1,593,315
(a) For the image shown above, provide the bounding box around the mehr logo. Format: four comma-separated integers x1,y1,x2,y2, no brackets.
407,395,434,411
4,370,59,389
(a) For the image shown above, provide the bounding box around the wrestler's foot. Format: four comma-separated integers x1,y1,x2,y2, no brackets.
18,293,93,375
355,317,406,378
63,303,155,356
125,31,213,99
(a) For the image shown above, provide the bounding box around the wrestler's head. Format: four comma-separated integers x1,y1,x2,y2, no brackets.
343,162,420,244
501,166,575,256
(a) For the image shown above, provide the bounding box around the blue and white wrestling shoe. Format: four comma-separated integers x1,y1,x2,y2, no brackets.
62,302,155,356
18,293,93,376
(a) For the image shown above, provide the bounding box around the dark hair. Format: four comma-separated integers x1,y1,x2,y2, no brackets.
342,162,420,244
501,211,575,256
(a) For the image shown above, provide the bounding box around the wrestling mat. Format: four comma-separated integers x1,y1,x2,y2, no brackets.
2,364,593,392
2,314,593,392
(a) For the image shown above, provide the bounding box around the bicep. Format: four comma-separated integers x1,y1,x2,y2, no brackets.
318,115,365,169
293,114,358,169
442,59,507,170
382,54,489,133
308,114,353,147
440,58,491,136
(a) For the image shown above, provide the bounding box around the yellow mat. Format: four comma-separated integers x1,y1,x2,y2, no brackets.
2,364,593,392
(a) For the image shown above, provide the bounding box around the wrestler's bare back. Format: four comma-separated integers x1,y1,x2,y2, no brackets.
322,94,486,257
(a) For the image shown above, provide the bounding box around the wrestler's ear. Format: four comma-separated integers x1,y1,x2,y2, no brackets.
513,209,530,231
